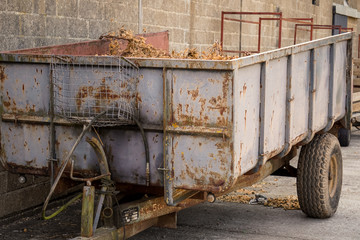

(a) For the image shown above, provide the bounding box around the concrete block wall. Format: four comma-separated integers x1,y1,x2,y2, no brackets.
141,0,241,53
0,0,138,51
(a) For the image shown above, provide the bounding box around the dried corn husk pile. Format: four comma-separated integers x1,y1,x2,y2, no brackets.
100,28,236,60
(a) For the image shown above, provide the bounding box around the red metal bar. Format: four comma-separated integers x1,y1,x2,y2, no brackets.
310,19,314,41
279,13,282,48
224,17,259,25
222,50,260,54
221,11,282,54
282,18,313,24
340,28,353,33
258,19,262,53
221,11,224,51
294,24,342,44
222,11,282,16
258,17,282,51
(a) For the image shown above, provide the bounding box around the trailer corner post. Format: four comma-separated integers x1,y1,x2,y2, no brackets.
81,185,95,238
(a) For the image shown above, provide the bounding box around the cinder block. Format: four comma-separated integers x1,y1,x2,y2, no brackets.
14,36,36,50
20,14,46,37
45,0,56,15
79,0,102,20
0,0,6,11
178,13,190,29
7,0,33,13
34,37,49,48
169,28,185,44
166,13,180,30
45,16,68,38
57,0,78,17
33,0,46,14
0,13,20,36
104,2,129,22
68,19,89,39
88,20,121,39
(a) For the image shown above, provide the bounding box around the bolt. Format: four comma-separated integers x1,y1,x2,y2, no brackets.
207,193,216,203
18,175,27,184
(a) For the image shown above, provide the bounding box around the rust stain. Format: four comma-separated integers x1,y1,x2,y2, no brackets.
3,101,10,107
76,85,122,111
208,172,225,187
244,110,247,129
136,92,142,103
0,66,7,91
187,88,199,101
243,83,247,95
25,104,36,113
4,162,48,176
25,158,35,166
22,84,25,94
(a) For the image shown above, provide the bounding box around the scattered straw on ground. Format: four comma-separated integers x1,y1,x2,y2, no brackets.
100,28,237,60
218,186,300,210
264,196,300,210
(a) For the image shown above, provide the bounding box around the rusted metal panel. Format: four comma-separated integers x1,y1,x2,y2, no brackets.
313,45,331,131
261,57,287,160
100,129,164,186
137,68,164,125
333,41,347,119
233,64,261,176
0,63,50,114
171,135,232,192
2,31,169,56
289,51,310,142
169,69,232,127
0,122,50,175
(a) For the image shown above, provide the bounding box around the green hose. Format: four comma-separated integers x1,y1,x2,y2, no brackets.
42,193,82,220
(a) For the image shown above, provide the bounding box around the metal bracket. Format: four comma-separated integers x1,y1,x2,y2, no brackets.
70,160,110,185
47,158,58,162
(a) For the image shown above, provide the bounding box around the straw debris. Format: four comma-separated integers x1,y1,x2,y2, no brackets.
100,28,236,60
218,189,300,210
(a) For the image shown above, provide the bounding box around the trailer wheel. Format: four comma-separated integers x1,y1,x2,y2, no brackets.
338,128,351,147
297,133,342,218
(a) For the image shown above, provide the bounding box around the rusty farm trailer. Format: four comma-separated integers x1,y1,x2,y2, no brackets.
0,32,353,238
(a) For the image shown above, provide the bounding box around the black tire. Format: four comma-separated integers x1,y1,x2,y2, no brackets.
297,133,342,218
338,128,351,147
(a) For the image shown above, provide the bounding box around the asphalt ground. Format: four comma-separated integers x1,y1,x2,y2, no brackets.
1,129,360,240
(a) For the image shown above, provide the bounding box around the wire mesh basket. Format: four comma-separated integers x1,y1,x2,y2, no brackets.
51,56,139,127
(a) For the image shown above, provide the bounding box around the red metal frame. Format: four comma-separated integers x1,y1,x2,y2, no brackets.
221,12,314,55
221,12,282,54
294,24,344,44
221,11,356,55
